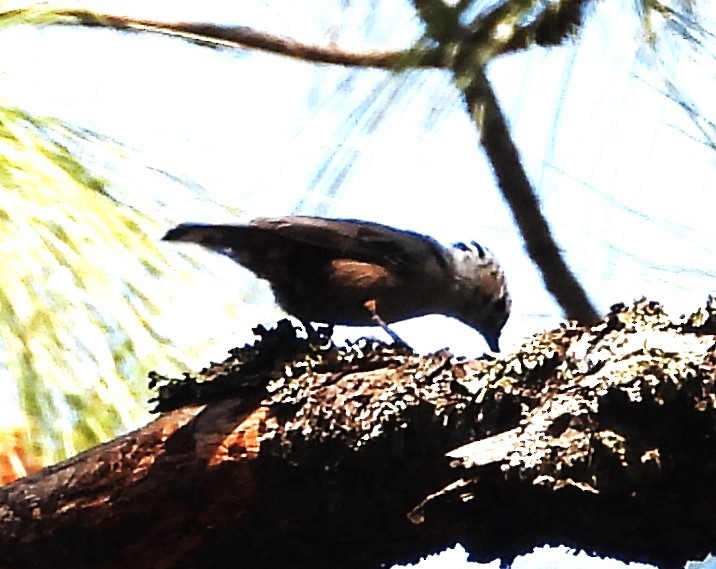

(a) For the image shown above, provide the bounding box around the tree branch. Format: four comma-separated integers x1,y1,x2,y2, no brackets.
412,0,599,324
462,0,593,62
42,9,444,69
461,68,598,323
2,303,716,568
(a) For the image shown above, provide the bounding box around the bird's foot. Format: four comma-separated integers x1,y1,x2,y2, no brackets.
300,320,334,350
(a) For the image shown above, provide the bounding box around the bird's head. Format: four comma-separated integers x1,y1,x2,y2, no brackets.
447,241,511,352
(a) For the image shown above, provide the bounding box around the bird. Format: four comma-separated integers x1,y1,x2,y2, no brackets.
162,216,510,351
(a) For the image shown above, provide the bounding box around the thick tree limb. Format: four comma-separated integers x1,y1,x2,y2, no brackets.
39,2,590,67
1,330,477,569
2,302,716,569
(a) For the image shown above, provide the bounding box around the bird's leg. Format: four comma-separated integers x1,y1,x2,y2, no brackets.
363,299,409,346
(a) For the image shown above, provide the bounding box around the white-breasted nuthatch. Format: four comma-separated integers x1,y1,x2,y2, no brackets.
163,216,511,351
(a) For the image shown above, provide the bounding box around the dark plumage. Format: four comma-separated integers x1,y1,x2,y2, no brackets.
163,216,510,350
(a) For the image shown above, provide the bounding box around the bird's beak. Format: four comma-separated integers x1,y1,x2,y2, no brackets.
486,332,500,352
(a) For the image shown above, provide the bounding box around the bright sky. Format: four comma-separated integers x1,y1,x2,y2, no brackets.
0,1,715,567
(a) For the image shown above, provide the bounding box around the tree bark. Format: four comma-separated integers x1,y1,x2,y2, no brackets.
2,302,716,569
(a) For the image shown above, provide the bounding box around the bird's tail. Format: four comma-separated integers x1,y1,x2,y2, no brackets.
162,223,248,248
162,222,282,280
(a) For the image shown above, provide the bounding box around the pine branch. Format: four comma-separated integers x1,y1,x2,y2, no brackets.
2,302,716,568
34,9,444,69
412,0,599,323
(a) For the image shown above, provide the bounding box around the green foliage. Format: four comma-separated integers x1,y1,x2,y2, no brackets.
0,105,187,464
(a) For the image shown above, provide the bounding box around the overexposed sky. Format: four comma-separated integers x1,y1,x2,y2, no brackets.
3,1,714,358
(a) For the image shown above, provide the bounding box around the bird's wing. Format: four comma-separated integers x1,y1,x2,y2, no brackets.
249,216,449,271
